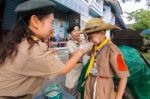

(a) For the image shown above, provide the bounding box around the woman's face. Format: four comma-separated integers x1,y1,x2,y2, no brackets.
38,14,54,39
70,26,80,41
29,13,54,39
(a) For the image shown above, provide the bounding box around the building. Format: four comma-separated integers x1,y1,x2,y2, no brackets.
80,0,127,38
0,0,127,41
51,0,89,41
0,0,89,41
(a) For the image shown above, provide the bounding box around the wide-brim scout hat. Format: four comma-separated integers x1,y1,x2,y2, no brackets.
81,18,117,34
15,0,56,17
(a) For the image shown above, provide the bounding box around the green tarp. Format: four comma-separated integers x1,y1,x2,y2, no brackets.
119,45,150,99
77,60,90,99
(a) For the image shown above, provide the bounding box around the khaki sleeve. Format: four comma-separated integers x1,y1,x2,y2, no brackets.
67,41,77,54
18,42,64,79
110,48,130,78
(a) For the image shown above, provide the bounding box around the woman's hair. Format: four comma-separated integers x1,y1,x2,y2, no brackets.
67,23,80,33
0,15,47,64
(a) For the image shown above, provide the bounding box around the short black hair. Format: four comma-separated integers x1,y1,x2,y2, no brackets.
67,23,80,33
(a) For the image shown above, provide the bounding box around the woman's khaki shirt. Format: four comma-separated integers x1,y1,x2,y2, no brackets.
0,40,64,96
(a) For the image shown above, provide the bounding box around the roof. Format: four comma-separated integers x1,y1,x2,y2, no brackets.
104,0,127,29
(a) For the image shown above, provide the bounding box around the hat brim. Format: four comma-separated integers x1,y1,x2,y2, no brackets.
15,0,56,17
80,23,117,34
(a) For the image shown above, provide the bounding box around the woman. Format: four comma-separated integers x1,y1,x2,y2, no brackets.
0,0,90,99
65,23,87,95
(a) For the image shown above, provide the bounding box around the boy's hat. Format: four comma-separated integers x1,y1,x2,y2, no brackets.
15,0,56,17
81,18,117,34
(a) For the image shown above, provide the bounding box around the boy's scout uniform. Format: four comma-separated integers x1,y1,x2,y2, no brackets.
80,18,130,99
66,37,86,89
0,0,64,99
84,41,129,99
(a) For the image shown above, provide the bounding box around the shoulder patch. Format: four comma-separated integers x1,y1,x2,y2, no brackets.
117,54,127,71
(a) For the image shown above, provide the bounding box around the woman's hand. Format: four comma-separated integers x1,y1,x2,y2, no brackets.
79,42,93,54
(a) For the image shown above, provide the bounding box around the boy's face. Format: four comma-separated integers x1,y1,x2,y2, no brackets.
87,31,105,45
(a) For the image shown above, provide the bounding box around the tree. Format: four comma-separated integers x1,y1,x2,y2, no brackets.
121,0,150,8
126,9,150,30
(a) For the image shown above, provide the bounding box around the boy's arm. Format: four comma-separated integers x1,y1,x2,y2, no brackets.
115,77,127,99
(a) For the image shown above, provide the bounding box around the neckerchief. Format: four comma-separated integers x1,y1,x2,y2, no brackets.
85,38,109,78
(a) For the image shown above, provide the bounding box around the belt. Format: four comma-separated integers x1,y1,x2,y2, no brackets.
90,72,111,79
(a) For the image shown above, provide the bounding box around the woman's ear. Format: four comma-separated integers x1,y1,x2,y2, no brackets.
29,15,39,29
